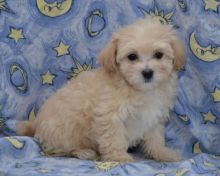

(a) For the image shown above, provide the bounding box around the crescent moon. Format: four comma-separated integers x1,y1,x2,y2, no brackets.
36,0,73,17
87,9,106,37
9,63,28,93
189,32,220,62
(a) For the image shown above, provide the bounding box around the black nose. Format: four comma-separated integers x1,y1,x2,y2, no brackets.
142,69,154,80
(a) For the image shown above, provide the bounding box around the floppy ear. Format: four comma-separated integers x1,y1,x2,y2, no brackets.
98,36,118,73
171,38,185,70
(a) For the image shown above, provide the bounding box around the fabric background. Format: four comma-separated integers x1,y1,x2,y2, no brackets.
0,0,219,175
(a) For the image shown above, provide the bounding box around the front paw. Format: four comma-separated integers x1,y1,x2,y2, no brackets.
164,150,182,162
153,149,182,162
102,153,134,163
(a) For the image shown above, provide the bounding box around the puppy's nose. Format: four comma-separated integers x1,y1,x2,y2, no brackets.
142,69,154,80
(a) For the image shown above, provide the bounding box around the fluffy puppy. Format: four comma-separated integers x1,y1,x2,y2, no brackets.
16,18,185,163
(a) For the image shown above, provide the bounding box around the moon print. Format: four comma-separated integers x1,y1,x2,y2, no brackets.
190,32,220,62
9,63,28,93
36,0,73,17
86,9,105,37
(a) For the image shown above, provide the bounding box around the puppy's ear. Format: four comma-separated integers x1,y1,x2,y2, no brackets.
171,38,185,70
98,35,118,73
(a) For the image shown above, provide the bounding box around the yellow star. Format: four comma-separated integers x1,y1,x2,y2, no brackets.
204,0,220,12
203,111,217,123
212,87,220,102
8,27,25,43
54,41,70,57
41,71,56,85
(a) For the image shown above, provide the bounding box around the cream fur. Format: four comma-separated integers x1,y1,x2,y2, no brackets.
16,18,185,163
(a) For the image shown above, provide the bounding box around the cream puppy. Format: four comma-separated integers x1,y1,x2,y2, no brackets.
16,18,185,163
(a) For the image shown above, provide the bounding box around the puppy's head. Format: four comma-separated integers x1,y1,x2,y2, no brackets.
99,18,185,91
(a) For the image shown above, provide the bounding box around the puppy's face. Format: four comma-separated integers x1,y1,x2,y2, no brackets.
99,19,185,91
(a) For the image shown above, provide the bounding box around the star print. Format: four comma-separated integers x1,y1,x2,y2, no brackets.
53,41,70,57
203,111,217,124
8,27,25,43
204,0,220,12
41,71,56,85
212,87,220,102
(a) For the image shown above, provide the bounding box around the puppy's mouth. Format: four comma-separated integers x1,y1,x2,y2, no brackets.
144,78,153,83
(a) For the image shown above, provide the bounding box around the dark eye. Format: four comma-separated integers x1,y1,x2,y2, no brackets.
127,53,138,61
154,51,163,59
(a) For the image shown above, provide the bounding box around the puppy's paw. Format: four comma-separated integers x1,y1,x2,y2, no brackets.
102,153,134,163
168,150,182,162
153,149,182,162
115,154,134,163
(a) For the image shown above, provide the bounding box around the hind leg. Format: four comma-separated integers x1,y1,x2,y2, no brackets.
16,121,36,136
41,146,98,160
71,149,98,160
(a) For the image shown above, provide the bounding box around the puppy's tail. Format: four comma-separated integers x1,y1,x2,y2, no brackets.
16,121,36,137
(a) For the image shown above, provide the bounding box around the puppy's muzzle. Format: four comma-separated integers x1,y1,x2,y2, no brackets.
141,69,154,82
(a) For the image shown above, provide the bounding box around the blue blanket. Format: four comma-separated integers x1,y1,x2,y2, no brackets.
0,0,220,175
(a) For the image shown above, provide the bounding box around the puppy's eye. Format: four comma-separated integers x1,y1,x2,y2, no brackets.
154,51,163,59
127,53,138,61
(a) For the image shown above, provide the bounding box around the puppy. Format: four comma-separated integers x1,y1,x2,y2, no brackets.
16,18,185,163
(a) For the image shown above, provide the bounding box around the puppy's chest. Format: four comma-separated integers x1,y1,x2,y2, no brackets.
123,95,169,147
